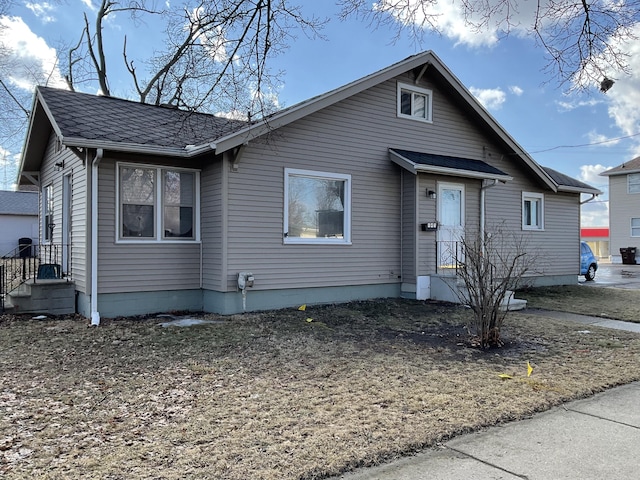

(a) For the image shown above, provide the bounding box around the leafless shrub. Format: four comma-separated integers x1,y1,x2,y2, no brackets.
450,224,538,348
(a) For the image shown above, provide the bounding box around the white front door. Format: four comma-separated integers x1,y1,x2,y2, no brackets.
437,182,465,271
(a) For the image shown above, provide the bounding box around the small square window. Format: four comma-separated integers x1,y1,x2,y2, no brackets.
522,192,544,230
397,82,432,122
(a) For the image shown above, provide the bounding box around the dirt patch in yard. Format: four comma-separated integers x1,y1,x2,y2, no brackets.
1,299,640,479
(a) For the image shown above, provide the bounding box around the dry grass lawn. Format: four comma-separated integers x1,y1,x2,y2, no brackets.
518,285,640,323
2,298,640,479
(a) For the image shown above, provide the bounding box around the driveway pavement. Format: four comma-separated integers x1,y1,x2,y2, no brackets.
580,261,640,290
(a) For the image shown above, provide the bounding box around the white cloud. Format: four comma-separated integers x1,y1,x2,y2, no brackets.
0,16,66,91
589,24,640,153
585,130,621,147
509,85,523,96
556,98,602,112
25,2,56,23
80,0,95,9
190,8,228,63
579,164,612,185
375,0,540,47
581,199,609,227
469,87,506,110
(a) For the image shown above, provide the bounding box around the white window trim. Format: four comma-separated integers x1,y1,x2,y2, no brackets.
116,162,201,244
522,192,544,231
631,218,640,237
397,82,433,123
42,183,53,243
284,168,352,245
628,173,640,194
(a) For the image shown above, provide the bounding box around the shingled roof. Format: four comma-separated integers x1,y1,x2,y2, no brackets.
37,86,247,151
19,52,600,196
0,191,38,216
389,148,512,181
601,156,640,176
542,167,601,194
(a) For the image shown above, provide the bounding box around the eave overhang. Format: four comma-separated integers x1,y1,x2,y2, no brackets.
389,148,513,182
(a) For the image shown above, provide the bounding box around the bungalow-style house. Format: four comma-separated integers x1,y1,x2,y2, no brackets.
0,190,39,256
16,51,600,323
601,157,640,264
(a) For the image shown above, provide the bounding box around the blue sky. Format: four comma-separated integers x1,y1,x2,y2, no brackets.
3,1,640,226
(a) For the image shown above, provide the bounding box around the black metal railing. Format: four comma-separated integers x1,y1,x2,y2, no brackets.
1,243,71,312
436,240,461,275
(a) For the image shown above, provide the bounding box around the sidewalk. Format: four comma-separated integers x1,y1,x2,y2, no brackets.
332,313,640,480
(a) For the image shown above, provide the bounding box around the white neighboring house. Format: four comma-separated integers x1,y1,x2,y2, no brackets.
0,190,39,256
601,157,640,264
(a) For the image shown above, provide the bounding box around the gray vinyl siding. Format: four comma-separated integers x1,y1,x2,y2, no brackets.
401,170,417,282
201,157,224,291
220,74,520,292
609,175,640,255
417,174,437,276
96,158,202,294
483,159,581,276
38,134,88,292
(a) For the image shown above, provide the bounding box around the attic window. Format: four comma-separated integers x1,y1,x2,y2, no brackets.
628,173,640,194
397,82,432,123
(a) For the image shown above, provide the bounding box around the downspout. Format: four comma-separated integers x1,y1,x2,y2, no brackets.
480,179,499,243
90,148,104,326
580,193,598,205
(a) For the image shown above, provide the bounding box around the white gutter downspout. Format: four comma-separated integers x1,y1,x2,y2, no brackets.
90,148,104,326
580,193,598,205
480,179,499,241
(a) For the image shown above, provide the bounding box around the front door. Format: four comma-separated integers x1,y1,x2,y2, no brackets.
437,182,465,271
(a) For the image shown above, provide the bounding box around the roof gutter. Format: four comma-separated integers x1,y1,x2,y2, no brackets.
62,138,212,158
90,148,104,326
389,150,513,182
580,193,599,205
414,164,512,181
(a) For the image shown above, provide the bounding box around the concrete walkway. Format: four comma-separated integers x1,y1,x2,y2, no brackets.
331,311,640,480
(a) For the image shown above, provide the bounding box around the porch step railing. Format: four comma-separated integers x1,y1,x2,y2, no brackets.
1,243,71,312
436,240,461,275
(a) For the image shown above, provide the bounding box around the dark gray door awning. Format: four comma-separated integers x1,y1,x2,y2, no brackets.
390,148,513,181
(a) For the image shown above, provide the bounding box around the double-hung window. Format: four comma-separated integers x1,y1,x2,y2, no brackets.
628,173,640,194
284,168,351,244
43,184,54,242
632,218,640,237
522,192,544,230
397,82,433,122
118,163,199,242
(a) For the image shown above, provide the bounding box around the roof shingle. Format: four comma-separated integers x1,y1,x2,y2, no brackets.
38,87,248,150
0,191,38,215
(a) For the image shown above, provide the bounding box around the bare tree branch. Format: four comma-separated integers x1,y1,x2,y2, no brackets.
339,0,640,90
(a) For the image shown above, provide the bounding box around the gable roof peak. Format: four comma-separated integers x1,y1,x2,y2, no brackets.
601,156,640,176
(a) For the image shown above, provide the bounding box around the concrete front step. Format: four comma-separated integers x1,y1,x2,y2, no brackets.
431,276,527,311
500,291,527,311
7,279,75,315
